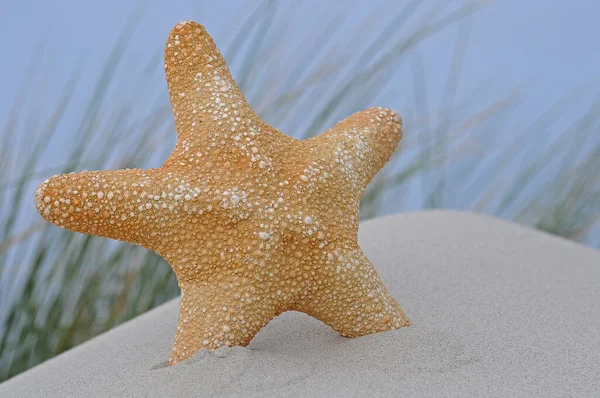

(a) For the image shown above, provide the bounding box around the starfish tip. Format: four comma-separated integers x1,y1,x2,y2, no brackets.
172,20,204,34
34,175,59,222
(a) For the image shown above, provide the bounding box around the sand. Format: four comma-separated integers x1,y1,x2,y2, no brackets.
1,211,599,397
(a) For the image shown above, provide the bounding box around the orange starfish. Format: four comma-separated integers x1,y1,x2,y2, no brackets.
34,21,409,365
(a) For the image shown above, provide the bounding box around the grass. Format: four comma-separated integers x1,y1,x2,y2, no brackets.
1,1,599,381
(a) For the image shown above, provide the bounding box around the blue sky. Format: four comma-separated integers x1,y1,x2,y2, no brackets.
2,0,598,129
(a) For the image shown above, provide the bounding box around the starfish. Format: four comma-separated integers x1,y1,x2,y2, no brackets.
34,21,409,365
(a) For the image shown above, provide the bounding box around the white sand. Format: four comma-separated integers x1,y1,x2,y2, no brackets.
1,211,599,397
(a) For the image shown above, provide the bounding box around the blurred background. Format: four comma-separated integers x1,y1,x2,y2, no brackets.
1,0,599,381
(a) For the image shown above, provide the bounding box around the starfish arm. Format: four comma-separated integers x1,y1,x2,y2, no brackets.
170,281,280,365
34,168,190,248
297,243,409,336
164,21,286,151
308,107,402,189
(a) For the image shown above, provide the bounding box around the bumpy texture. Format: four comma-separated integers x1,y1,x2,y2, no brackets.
34,21,409,365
